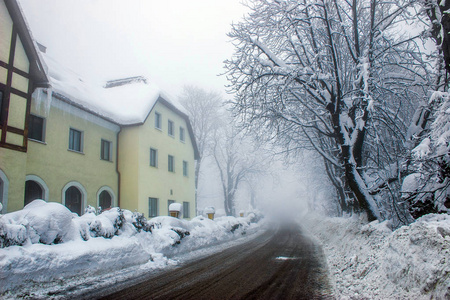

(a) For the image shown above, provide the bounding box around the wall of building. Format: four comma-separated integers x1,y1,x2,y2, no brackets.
137,101,196,219
117,124,140,212
0,0,30,212
25,95,120,212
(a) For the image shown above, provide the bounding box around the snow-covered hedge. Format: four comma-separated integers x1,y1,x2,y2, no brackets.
0,201,259,248
303,213,450,299
0,201,264,296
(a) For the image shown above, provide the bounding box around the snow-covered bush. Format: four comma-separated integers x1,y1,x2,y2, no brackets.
0,200,74,247
88,208,125,238
0,202,264,252
129,211,154,233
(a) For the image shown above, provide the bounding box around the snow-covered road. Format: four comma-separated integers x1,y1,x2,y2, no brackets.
88,223,332,299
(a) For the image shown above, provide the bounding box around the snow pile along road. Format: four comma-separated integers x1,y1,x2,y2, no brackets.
0,200,264,297
303,213,450,299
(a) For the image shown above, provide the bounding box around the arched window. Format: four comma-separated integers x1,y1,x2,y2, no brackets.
65,186,82,216
99,190,112,210
0,170,7,214
96,186,115,211
24,180,43,206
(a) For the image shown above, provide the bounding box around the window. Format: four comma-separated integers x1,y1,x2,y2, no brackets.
155,112,161,129
28,115,45,142
24,180,43,206
101,139,112,161
183,161,188,177
183,202,190,218
69,128,83,152
168,155,174,172
99,190,112,210
180,127,185,142
168,120,174,136
167,199,175,214
150,148,158,167
65,186,82,216
148,197,158,217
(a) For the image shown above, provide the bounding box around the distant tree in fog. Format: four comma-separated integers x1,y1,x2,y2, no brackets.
179,86,223,213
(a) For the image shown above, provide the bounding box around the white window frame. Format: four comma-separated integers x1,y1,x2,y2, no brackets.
150,148,158,167
148,197,159,217
183,161,188,177
180,126,185,143
100,139,112,161
155,112,162,130
183,201,190,218
69,128,84,153
168,155,175,172
168,120,174,137
28,114,46,143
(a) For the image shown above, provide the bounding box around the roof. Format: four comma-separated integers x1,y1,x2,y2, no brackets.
41,52,200,159
4,0,49,88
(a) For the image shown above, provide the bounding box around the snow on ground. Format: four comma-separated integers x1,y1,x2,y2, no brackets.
302,213,450,299
0,201,265,299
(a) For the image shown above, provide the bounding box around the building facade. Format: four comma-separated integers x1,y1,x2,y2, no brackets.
119,98,198,219
0,0,198,219
0,0,48,213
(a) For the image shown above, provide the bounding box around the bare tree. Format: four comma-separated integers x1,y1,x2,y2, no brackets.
212,115,266,216
225,0,429,221
179,86,223,214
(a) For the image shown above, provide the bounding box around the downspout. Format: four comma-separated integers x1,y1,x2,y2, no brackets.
116,128,121,208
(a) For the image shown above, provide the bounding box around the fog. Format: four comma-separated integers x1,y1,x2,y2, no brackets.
197,151,335,219
18,1,334,219
19,0,249,98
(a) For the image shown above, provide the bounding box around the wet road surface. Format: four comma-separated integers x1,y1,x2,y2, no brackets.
93,223,333,299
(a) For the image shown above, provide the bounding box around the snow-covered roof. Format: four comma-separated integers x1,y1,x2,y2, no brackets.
41,52,186,126
42,53,152,125
41,53,200,159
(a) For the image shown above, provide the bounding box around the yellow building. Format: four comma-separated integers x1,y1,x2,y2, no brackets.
119,96,199,219
0,0,199,219
0,0,48,213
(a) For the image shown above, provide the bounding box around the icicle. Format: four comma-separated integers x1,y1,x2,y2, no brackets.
45,86,53,116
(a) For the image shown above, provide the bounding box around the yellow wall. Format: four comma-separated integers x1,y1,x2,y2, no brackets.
0,0,30,212
0,149,27,212
0,0,12,63
119,100,196,219
118,125,140,211
26,95,120,212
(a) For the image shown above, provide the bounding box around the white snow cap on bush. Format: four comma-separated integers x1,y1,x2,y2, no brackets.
1,200,73,244
204,206,215,214
169,203,182,212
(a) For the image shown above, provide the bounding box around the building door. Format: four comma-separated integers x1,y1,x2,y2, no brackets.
99,190,112,211
24,180,43,206
65,186,82,215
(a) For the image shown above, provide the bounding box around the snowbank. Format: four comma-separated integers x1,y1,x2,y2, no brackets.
0,202,264,296
302,213,450,299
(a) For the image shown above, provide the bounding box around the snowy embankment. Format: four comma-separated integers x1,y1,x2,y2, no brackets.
0,200,264,298
302,213,450,299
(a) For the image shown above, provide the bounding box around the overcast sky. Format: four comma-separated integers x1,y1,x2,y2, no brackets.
19,0,249,99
